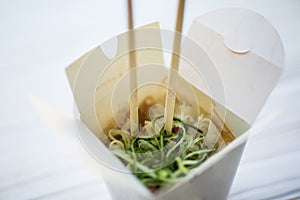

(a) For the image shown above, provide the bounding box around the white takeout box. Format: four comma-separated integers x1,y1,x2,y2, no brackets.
65,8,284,200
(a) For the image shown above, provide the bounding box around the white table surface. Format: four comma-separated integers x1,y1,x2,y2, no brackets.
1,0,300,199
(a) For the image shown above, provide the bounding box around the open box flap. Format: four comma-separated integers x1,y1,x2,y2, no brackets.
179,7,284,125
66,22,164,142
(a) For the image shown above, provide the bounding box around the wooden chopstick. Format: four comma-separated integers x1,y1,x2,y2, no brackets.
164,0,186,133
127,0,139,135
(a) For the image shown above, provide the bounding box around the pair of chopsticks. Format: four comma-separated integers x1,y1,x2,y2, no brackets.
127,0,186,134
